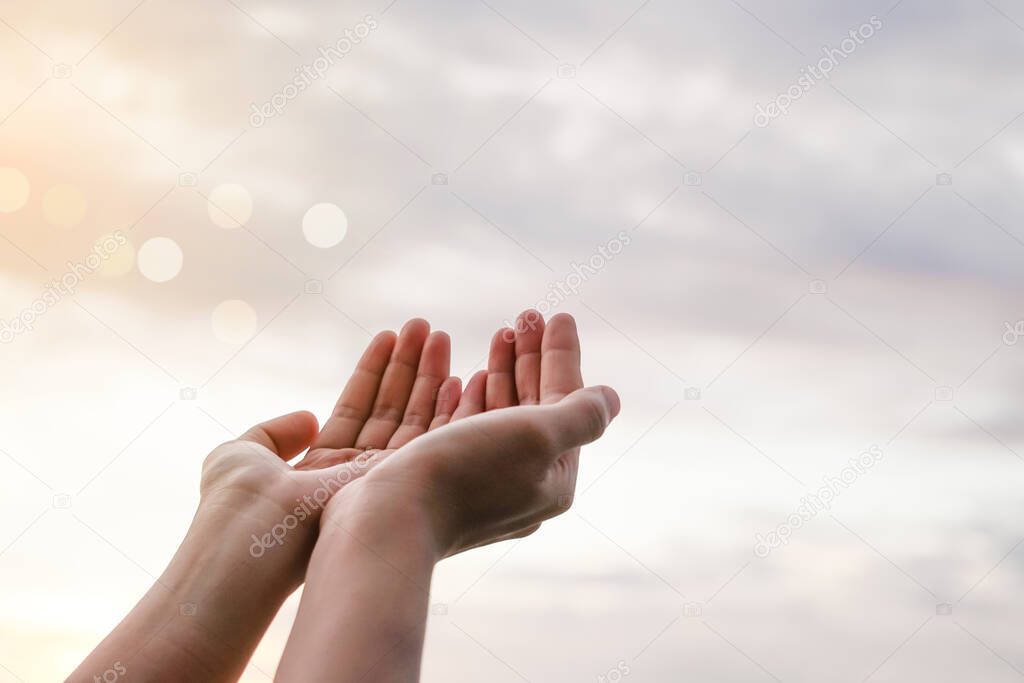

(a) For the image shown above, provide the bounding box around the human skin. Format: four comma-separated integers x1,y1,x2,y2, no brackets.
69,318,463,683
275,311,620,682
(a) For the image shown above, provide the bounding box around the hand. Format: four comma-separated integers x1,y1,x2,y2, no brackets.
70,318,460,683
326,312,620,558
202,318,461,583
276,312,619,683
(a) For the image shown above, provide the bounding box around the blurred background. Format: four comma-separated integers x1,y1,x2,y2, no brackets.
2,0,1024,680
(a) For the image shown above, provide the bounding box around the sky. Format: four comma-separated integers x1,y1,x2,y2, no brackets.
2,0,1024,680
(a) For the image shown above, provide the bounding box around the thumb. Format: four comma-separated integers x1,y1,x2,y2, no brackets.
541,386,620,452
239,411,320,459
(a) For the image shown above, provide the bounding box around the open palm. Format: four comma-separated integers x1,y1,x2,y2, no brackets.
198,318,465,577
321,310,595,555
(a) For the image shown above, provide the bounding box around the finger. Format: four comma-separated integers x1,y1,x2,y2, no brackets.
485,328,517,410
355,319,431,449
508,524,541,540
451,370,487,421
513,309,544,405
310,447,394,480
294,447,363,470
461,523,542,553
540,386,620,453
309,331,396,453
387,331,451,448
539,313,583,405
239,411,319,459
428,376,462,431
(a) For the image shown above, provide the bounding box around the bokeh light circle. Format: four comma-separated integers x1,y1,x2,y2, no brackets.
208,184,253,229
302,202,348,248
137,237,183,283
43,184,88,227
0,168,30,213
95,233,136,278
212,299,258,344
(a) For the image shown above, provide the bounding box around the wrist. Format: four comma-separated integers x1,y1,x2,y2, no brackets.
277,482,440,683
321,481,448,563
144,499,312,675
199,487,323,582
70,498,312,682
164,505,304,669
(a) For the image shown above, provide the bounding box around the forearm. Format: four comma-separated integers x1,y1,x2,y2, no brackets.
275,488,440,683
71,498,312,682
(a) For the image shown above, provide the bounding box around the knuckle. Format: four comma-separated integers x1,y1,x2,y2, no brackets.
539,492,574,518
204,441,236,468
370,404,404,423
579,397,608,441
401,409,431,428
515,524,542,539
200,450,220,476
333,404,368,421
